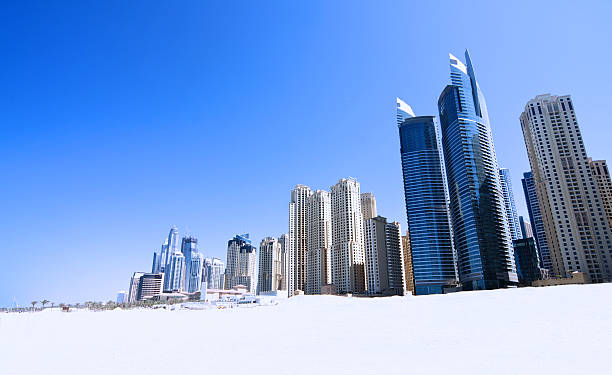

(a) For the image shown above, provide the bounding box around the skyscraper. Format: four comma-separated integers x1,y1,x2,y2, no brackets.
203,257,225,290
257,237,285,294
499,168,521,240
520,94,612,282
305,190,332,294
398,106,457,295
522,171,551,270
153,239,167,274
363,216,406,295
519,216,534,239
289,185,312,296
512,238,542,287
589,159,612,227
152,251,161,274
396,97,415,125
438,50,517,290
224,234,257,293
401,231,414,294
181,236,204,293
278,234,289,290
156,226,178,274
330,178,366,294
360,192,377,222
164,252,185,292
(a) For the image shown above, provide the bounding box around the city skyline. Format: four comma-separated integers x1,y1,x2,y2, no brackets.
3,1,612,306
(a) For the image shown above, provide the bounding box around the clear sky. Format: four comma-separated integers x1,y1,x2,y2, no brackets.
2,1,611,307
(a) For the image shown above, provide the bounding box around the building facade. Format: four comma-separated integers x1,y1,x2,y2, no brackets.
257,237,285,294
164,252,185,292
278,234,289,291
181,236,204,293
137,273,164,301
330,178,366,294
398,109,457,295
305,190,332,294
363,216,406,295
289,185,312,296
519,216,534,239
438,50,517,290
401,232,414,294
499,168,522,240
520,94,612,282
590,159,612,227
127,272,144,304
203,257,225,290
522,171,551,270
360,192,377,222
224,234,257,293
512,238,541,286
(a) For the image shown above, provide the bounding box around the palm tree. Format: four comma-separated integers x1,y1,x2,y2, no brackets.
41,300,49,309
30,301,37,310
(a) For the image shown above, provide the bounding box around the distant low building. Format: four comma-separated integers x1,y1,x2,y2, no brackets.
138,273,164,301
201,285,251,303
116,291,127,304
532,272,587,287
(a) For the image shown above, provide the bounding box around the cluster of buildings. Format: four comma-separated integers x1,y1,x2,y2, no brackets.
287,180,407,297
397,50,612,295
122,49,612,303
124,227,226,303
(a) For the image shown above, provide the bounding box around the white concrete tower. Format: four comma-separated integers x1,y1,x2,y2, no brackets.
520,94,612,282
257,237,285,294
360,192,377,222
305,190,332,294
330,178,366,294
289,185,312,296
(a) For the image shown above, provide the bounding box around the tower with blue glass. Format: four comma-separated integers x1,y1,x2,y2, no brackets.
397,98,457,295
522,171,551,271
499,168,521,241
437,50,517,290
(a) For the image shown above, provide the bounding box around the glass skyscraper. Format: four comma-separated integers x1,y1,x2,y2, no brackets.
522,171,551,271
397,99,457,295
437,50,517,290
499,168,521,240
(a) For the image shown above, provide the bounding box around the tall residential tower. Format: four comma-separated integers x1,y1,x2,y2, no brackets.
397,104,457,294
330,178,366,294
520,94,612,282
289,185,312,296
438,50,517,290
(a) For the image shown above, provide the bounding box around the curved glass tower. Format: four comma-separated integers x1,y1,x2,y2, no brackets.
437,51,517,290
397,99,457,295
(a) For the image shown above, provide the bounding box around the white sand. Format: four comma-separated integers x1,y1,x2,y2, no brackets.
1,283,610,374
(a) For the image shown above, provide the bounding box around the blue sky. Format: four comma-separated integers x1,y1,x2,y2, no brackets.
1,1,611,307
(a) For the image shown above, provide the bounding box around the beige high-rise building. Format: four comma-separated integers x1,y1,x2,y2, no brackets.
360,192,377,222
590,159,612,228
401,232,414,295
257,237,285,294
520,94,612,282
278,233,289,291
305,190,332,294
363,216,406,295
289,185,312,296
330,178,366,294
